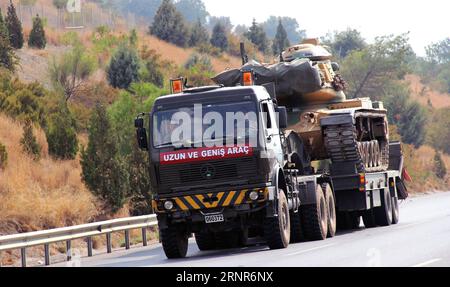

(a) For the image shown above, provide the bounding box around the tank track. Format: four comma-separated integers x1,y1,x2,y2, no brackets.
324,122,388,173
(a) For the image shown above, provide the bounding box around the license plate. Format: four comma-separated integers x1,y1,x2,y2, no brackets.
204,213,224,224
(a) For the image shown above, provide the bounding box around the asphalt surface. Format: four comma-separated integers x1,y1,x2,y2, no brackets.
53,191,450,267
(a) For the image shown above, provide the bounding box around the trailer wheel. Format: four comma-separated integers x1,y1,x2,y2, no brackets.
195,231,216,251
323,183,336,238
290,210,305,243
264,191,290,249
374,189,393,226
160,226,189,259
301,184,328,241
391,196,400,225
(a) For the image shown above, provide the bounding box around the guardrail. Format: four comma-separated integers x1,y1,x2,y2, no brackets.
0,214,158,267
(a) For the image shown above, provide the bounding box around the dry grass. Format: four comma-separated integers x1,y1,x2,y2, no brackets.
405,74,450,109
0,114,99,234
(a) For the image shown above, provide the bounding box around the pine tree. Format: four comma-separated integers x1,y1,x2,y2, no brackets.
189,18,209,47
46,104,79,160
245,19,268,53
150,0,188,47
81,104,130,212
210,22,228,51
433,151,447,179
28,14,46,49
272,18,290,55
0,8,15,71
107,45,140,89
0,141,7,169
6,0,24,49
20,120,41,160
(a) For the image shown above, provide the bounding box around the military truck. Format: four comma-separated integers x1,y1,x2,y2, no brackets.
135,71,408,259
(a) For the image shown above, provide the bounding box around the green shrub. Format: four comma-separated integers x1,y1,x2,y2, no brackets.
107,45,140,89
433,151,447,179
184,53,212,72
20,120,41,160
0,141,7,169
46,108,79,160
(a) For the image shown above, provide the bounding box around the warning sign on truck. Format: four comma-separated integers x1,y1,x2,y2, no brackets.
160,146,253,165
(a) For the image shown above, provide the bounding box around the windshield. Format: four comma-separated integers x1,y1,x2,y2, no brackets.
152,101,258,148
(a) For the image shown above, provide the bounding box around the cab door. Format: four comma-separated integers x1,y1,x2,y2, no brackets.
260,100,284,165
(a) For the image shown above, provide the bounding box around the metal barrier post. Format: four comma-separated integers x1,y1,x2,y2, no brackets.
66,240,72,261
21,248,26,267
44,244,50,266
87,237,93,257
125,230,130,250
106,233,112,253
142,228,147,246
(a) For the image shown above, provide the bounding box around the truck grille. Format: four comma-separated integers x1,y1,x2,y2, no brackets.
158,157,257,187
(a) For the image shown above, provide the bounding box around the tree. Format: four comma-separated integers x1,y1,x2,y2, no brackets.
81,104,130,212
107,44,140,89
6,0,24,49
139,46,165,88
207,16,233,33
426,38,450,64
325,28,366,58
272,18,290,55
210,22,228,51
174,0,209,25
45,104,79,160
28,14,46,49
244,19,268,53
341,33,413,99
20,120,41,160
149,0,188,47
49,45,96,101
0,8,15,71
189,18,209,47
433,151,447,179
427,108,450,154
262,16,306,44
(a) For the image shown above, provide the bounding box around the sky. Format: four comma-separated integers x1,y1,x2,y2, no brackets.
202,0,449,56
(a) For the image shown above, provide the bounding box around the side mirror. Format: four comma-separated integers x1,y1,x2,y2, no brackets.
135,118,144,129
136,127,148,150
276,106,288,129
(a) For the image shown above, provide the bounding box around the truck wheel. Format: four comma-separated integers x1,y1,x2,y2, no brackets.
290,210,305,243
301,184,328,241
160,226,189,259
391,196,400,225
323,183,337,238
362,210,377,228
374,189,393,226
195,231,216,251
264,191,290,249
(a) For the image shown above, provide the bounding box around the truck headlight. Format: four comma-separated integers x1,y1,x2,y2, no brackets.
164,201,174,210
249,191,259,201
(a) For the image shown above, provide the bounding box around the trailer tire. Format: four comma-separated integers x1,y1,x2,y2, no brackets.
374,189,393,226
290,210,305,243
195,231,216,251
391,196,400,225
323,183,337,238
264,191,290,249
160,226,189,259
300,184,328,241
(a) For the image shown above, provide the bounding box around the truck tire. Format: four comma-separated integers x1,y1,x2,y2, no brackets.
374,189,393,226
391,196,400,225
362,210,377,228
160,226,189,259
264,191,290,249
195,231,216,251
300,184,328,241
323,183,337,238
290,210,305,243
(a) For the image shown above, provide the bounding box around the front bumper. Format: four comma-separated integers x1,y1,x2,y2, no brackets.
152,186,273,214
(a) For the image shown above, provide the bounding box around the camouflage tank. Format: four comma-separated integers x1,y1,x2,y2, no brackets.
213,39,390,174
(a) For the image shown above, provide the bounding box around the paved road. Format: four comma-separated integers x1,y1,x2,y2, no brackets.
54,192,450,267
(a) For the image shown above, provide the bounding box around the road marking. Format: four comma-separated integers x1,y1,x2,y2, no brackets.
412,258,442,267
285,243,336,256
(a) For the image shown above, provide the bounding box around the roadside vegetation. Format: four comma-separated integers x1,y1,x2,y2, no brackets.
0,0,448,246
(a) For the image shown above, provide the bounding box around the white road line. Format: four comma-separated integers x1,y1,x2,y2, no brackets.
285,243,336,256
412,258,442,267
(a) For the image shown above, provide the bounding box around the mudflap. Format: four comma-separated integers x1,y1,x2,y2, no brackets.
396,177,409,200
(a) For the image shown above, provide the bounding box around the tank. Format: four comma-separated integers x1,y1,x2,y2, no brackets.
213,39,390,174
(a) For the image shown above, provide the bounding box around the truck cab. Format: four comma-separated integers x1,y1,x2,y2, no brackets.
135,82,297,258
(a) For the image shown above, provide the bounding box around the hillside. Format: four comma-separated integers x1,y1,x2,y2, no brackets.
406,74,450,109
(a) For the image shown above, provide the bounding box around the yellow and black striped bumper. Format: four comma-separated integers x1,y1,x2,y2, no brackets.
152,187,269,213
